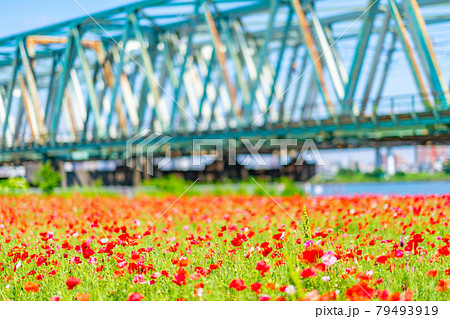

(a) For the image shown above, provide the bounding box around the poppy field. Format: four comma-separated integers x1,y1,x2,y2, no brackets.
0,193,449,301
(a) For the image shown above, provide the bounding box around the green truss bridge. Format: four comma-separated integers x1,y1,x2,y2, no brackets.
0,0,449,162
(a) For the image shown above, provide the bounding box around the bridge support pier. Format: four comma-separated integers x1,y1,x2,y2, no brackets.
374,147,382,170
386,147,396,176
142,156,151,182
58,161,67,188
132,157,142,186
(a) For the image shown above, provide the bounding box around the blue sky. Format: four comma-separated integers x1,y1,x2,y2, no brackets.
0,0,139,38
2,0,449,102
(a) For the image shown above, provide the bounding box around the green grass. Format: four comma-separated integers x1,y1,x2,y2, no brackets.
138,175,305,197
312,170,450,184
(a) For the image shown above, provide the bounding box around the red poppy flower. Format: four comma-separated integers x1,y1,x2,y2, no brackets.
436,279,450,292
405,234,424,253
231,233,247,247
356,270,373,281
314,263,326,272
127,292,144,301
82,248,95,259
374,278,383,285
172,273,187,286
250,282,262,294
402,290,414,301
36,256,46,267
274,296,286,301
66,277,81,290
114,270,124,277
299,248,323,264
378,290,389,301
301,268,317,278
346,282,375,300
375,255,388,265
229,279,246,291
438,246,450,256
255,261,270,276
427,270,438,278
262,247,273,257
319,291,338,301
272,232,284,241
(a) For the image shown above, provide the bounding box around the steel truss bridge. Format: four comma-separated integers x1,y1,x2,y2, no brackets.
0,0,449,162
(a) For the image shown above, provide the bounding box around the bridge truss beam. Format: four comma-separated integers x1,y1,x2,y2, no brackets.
0,0,449,161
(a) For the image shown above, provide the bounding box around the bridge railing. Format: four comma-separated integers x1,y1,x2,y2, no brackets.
1,90,448,152
367,92,448,116
282,90,448,122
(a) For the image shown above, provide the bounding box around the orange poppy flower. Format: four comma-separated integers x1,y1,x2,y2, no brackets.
76,293,90,301
23,282,40,293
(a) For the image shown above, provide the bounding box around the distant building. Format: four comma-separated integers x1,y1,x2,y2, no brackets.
415,145,448,172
